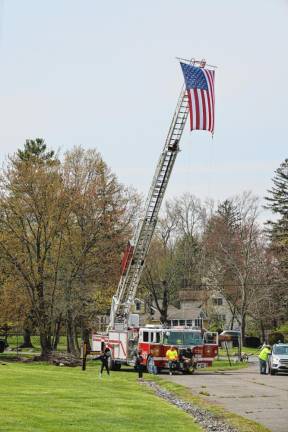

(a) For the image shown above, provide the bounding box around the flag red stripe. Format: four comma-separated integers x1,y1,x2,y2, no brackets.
200,90,206,130
206,89,212,131
194,89,200,130
187,90,193,131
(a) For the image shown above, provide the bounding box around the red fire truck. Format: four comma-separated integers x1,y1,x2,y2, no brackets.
82,59,218,373
91,325,218,373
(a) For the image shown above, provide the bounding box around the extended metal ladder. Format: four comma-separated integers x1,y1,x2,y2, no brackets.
108,84,190,330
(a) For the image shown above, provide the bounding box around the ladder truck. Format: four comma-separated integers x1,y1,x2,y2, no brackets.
82,59,218,373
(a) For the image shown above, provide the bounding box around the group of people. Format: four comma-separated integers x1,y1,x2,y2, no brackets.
134,345,181,378
96,344,193,378
98,341,274,379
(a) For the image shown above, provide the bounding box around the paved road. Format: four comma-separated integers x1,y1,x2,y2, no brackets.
162,363,288,432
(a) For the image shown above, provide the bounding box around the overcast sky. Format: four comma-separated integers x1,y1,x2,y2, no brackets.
0,0,287,216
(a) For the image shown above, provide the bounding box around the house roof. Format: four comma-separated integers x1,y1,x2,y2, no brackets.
179,289,207,301
167,304,205,320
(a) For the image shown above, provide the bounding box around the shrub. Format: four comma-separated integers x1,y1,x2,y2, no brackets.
268,332,284,345
244,336,261,348
277,322,288,338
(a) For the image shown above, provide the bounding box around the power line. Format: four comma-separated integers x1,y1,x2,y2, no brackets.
183,282,288,289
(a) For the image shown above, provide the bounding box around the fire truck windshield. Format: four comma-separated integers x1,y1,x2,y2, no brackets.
163,331,203,346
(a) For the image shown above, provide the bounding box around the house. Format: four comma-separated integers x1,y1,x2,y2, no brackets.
143,289,238,330
132,290,208,328
205,291,239,330
94,287,238,331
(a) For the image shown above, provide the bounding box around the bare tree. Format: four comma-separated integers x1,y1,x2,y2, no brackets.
60,147,140,354
141,194,209,322
204,192,262,339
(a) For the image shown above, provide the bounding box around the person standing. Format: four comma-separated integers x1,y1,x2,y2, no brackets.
181,347,195,373
147,355,157,375
166,346,179,375
258,345,271,375
99,345,111,377
135,350,144,380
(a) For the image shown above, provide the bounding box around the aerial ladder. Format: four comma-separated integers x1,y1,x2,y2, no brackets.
107,60,203,331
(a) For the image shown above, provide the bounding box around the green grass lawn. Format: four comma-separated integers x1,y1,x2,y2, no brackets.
203,359,248,372
4,335,71,353
0,360,202,432
218,346,260,356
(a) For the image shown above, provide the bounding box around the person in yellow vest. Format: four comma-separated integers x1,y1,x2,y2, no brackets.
258,344,271,375
166,346,179,375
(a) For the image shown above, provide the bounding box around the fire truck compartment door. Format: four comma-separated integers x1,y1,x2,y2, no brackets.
91,334,107,352
109,331,128,360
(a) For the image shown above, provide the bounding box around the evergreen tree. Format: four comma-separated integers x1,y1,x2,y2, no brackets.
17,138,55,163
266,159,288,219
265,159,288,274
217,199,241,234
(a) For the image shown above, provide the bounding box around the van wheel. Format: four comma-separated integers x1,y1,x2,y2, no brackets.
270,369,276,375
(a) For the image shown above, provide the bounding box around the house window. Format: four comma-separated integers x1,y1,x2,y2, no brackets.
186,320,192,326
172,320,179,326
179,320,185,326
143,331,149,342
194,319,202,327
212,297,223,306
167,320,172,327
156,332,160,343
135,302,141,311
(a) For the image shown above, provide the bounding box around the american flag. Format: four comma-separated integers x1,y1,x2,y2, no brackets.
180,62,215,133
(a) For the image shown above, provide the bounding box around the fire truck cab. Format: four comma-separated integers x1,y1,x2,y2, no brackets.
139,327,218,373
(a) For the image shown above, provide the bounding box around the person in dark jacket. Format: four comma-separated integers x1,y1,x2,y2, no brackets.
135,350,144,379
99,345,111,377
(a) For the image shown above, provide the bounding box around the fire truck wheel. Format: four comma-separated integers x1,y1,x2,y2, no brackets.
109,359,121,371
183,367,195,375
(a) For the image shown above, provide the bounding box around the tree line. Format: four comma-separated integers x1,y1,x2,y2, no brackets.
141,165,288,340
0,139,287,357
0,140,140,358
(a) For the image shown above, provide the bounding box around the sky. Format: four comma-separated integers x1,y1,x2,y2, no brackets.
0,0,287,218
